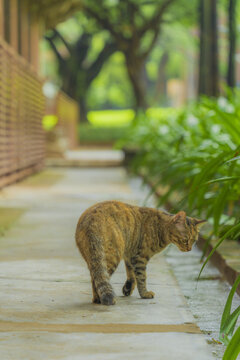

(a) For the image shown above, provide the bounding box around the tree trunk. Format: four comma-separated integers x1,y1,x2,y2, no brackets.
198,0,219,97
227,0,237,88
154,52,169,104
79,96,88,123
125,55,148,110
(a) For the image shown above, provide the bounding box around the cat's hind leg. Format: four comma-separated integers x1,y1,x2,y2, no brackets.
89,268,116,305
88,243,117,306
122,259,136,296
89,261,116,305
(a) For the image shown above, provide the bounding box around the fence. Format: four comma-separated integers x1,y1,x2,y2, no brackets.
56,91,79,150
0,38,45,188
45,91,79,158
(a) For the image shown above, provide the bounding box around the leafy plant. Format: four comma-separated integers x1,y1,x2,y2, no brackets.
222,326,240,360
220,275,240,345
120,92,240,358
122,92,240,240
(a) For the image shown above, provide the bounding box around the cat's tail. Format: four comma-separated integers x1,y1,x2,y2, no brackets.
87,235,116,306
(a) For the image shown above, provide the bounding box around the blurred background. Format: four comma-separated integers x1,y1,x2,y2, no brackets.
2,0,240,224
1,0,240,219
1,1,240,354
1,0,239,153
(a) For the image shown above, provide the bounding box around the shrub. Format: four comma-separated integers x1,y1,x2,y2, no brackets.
122,93,240,241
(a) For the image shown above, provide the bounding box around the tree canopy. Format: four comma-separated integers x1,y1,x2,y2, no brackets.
28,0,83,28
41,0,240,120
81,0,197,109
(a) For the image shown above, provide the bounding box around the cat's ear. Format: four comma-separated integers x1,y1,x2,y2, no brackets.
192,218,207,228
172,211,186,224
171,211,186,232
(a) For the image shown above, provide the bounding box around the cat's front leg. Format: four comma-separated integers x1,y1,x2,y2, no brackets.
132,257,155,299
122,259,136,296
91,278,101,304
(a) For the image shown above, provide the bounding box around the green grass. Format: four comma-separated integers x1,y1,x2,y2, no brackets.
87,109,135,127
146,107,180,120
79,124,128,144
87,108,177,127
80,108,177,144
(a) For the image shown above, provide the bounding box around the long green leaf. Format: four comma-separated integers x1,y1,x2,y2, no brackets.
220,275,240,331
225,156,240,164
188,152,226,208
205,176,240,185
198,223,240,280
220,274,240,345
213,185,229,234
220,306,240,345
222,326,240,360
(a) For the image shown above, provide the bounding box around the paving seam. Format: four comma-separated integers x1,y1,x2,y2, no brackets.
0,321,201,334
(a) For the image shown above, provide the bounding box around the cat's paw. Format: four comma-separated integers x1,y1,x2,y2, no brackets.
100,293,116,305
122,280,135,296
141,291,155,299
92,296,101,304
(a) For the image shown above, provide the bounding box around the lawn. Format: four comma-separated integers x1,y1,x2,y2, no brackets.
79,108,177,144
87,109,135,127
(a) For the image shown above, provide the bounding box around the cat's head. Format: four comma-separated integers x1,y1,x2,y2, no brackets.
169,211,206,252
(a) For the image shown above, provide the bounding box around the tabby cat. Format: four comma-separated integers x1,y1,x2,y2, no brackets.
75,201,205,305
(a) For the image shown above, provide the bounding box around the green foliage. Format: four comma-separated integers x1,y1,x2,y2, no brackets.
220,275,240,360
198,223,240,279
87,109,135,126
79,124,128,144
86,52,134,110
120,91,240,358
86,108,176,127
79,108,135,143
42,115,58,131
220,275,240,346
121,91,240,240
41,0,200,111
222,326,240,360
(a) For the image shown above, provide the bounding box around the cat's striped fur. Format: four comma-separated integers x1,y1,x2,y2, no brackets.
75,201,205,305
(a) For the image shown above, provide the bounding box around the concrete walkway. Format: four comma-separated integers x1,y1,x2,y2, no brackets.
0,167,214,359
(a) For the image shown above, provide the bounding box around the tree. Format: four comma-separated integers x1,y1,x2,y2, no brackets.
45,25,117,122
44,0,198,113
82,0,181,110
227,0,237,88
146,22,197,106
198,0,219,97
28,0,82,28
